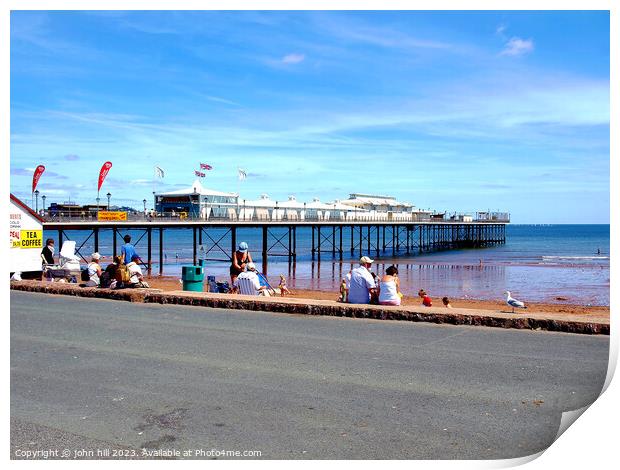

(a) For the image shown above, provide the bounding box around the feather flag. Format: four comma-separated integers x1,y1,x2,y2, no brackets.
238,168,247,181
32,165,46,192
154,166,165,179
98,161,113,191
195,170,206,178
200,163,213,170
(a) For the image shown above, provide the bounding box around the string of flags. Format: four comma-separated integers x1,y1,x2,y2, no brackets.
151,163,249,181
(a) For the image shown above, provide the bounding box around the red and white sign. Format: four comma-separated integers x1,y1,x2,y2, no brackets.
98,161,113,191
32,165,45,193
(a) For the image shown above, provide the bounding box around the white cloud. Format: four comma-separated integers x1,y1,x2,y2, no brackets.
501,37,534,57
281,53,305,64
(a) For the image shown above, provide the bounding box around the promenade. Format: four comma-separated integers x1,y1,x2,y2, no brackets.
11,290,609,459
9,281,609,335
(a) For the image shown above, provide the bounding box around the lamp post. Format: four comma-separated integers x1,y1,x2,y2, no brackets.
96,197,100,218
106,192,111,210
34,190,39,213
303,202,306,221
41,195,46,213
143,199,147,213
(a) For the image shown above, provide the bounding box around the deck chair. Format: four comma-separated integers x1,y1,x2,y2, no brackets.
45,240,81,281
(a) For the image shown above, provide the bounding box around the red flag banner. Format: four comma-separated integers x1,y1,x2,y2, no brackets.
98,161,113,191
200,163,213,170
195,170,206,177
32,165,46,192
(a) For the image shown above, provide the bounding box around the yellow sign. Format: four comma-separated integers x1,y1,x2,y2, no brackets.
98,211,128,221
20,230,42,249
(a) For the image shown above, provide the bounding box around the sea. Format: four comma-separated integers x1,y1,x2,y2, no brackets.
44,224,610,306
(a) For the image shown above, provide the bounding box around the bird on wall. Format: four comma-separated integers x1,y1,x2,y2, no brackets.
504,291,527,313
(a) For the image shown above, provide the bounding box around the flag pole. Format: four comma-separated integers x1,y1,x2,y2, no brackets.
237,166,240,216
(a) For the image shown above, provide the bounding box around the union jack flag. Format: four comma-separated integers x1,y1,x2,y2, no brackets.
200,163,212,170
195,170,206,177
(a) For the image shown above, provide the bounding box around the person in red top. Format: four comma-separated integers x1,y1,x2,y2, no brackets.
418,289,432,307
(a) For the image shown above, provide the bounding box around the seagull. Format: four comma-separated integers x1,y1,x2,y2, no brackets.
504,291,527,313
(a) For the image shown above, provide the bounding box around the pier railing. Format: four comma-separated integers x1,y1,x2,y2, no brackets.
42,210,510,224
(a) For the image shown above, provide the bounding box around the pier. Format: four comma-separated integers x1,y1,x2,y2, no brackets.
42,216,508,275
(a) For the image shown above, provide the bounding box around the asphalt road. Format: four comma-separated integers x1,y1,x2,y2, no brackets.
11,291,609,460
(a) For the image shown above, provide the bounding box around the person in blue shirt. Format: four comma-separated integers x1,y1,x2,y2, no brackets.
121,234,141,265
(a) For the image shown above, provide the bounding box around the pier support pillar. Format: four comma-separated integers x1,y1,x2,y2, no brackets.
231,226,237,260
293,226,297,261
113,229,117,257
350,226,354,255
159,228,163,275
58,230,63,252
339,226,343,260
289,226,293,260
382,225,386,252
147,228,152,273
94,228,99,254
262,226,268,274
193,226,197,265
392,225,396,255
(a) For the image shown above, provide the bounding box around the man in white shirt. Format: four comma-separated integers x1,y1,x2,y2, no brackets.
126,254,150,288
347,256,377,304
233,262,269,296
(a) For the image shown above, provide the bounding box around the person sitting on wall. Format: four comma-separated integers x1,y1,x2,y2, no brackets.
347,256,377,304
101,255,122,288
378,265,403,306
82,252,102,287
230,241,253,285
120,234,141,265
126,254,150,288
233,262,269,296
41,238,55,265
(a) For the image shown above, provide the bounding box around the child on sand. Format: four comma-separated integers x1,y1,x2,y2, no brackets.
419,289,432,307
339,277,348,303
278,275,292,296
442,296,453,308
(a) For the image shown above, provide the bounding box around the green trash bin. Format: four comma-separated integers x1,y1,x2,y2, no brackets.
181,265,204,292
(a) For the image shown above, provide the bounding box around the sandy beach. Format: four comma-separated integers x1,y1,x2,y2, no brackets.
145,275,609,317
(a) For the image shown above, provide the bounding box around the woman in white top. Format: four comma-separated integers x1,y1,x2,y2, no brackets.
85,252,102,287
378,265,402,306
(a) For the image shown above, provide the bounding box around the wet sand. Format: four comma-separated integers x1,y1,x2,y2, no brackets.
145,275,609,317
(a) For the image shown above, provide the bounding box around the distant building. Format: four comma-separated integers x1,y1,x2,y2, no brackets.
341,193,413,213
154,179,238,219
47,202,107,218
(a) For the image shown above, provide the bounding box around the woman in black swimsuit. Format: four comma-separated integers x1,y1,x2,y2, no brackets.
230,242,253,284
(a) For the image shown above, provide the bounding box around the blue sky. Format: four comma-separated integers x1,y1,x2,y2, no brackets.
10,10,609,223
